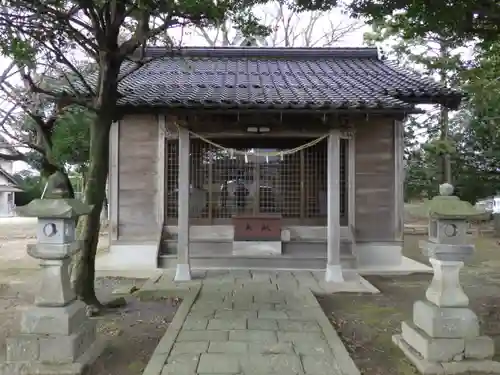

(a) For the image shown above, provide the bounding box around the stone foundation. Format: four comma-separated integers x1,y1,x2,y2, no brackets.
232,241,282,256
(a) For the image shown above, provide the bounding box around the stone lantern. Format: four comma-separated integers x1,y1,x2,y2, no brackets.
0,180,104,375
393,183,500,374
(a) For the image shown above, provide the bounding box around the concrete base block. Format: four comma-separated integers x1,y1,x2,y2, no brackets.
6,321,96,363
20,300,87,335
393,334,500,375
393,334,445,374
413,300,479,339
96,242,159,271
174,263,192,282
325,264,344,283
356,242,402,267
465,336,495,360
401,321,465,362
0,338,106,375
232,241,282,256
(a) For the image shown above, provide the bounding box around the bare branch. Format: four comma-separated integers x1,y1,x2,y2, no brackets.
195,26,217,46
0,151,29,162
193,4,363,48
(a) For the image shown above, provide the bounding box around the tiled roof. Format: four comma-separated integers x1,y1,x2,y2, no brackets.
0,166,21,191
117,47,462,111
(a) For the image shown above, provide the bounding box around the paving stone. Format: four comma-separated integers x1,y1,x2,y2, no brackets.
278,320,321,332
240,353,303,373
279,331,324,343
241,281,274,290
292,272,320,287
233,301,274,311
177,330,228,342
170,341,209,355
250,272,273,283
293,340,332,356
229,330,277,344
258,309,289,320
207,319,246,330
214,310,257,320
188,309,216,319
195,295,225,303
183,318,209,330
285,296,317,309
254,291,287,304
231,270,252,278
247,318,278,330
161,353,200,374
275,274,299,288
301,355,341,374
283,309,321,320
197,353,241,373
208,341,248,354
248,342,295,354
192,300,232,310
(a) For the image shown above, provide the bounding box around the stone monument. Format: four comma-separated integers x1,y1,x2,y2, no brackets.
393,183,500,374
0,175,104,375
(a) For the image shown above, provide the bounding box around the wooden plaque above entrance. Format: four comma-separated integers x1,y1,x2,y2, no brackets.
232,214,282,241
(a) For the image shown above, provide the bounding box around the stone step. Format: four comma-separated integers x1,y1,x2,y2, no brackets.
158,253,356,270
162,225,352,242
161,239,353,256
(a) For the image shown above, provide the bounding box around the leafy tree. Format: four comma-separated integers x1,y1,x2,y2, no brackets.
365,14,467,191
346,0,500,45
452,43,500,202
0,0,329,312
0,62,77,194
12,170,44,206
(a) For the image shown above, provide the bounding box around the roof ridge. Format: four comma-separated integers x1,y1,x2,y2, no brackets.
140,46,380,59
0,165,18,186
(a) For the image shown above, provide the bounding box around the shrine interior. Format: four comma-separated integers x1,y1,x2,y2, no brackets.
164,137,349,226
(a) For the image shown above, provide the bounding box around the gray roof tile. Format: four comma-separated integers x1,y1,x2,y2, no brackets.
117,47,462,110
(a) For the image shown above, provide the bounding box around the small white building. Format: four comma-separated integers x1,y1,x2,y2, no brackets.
0,135,23,217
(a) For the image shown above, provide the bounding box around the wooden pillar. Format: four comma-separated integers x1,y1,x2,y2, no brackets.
174,126,192,281
326,129,344,282
157,115,166,226
347,132,356,229
109,121,119,241
394,120,404,241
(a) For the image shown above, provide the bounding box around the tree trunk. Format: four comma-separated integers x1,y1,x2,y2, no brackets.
71,52,122,311
438,39,452,185
72,116,111,308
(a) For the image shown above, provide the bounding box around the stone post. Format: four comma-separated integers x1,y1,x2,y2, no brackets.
0,191,104,374
393,183,500,374
493,194,500,237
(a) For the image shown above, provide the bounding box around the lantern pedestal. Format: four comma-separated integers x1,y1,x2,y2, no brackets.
0,195,105,375
393,183,500,374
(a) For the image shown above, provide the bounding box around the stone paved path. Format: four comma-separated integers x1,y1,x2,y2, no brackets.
146,271,359,375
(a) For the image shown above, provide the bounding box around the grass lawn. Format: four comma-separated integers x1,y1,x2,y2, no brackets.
318,234,500,375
